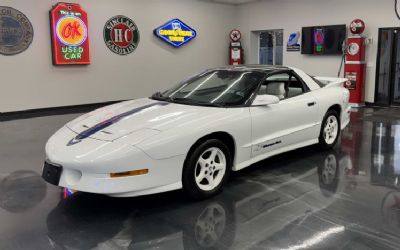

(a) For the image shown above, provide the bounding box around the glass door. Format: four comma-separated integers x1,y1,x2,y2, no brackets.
393,30,400,105
259,30,283,65
375,28,400,106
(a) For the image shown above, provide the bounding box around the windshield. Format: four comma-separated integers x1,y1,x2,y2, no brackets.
152,70,265,107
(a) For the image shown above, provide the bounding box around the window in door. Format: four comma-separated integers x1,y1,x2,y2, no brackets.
287,75,306,98
259,72,306,100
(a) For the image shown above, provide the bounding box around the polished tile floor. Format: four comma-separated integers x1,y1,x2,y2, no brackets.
1,108,400,250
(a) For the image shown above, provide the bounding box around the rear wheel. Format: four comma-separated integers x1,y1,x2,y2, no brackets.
319,110,341,149
183,139,231,200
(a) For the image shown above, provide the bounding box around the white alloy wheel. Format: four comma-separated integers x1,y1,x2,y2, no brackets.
194,147,227,192
323,115,339,145
194,204,226,247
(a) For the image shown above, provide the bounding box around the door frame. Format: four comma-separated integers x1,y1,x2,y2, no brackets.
374,27,400,106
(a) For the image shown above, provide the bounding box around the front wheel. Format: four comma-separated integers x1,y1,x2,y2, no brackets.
319,110,341,149
182,139,232,200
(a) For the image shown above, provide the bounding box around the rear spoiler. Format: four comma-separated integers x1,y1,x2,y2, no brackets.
314,77,349,88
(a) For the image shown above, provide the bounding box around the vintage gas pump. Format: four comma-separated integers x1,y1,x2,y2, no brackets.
344,19,367,107
229,30,244,65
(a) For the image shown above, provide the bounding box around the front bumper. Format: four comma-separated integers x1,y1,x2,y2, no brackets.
43,127,185,197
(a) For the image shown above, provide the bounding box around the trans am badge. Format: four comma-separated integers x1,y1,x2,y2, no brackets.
0,6,34,56
153,19,196,48
104,15,140,55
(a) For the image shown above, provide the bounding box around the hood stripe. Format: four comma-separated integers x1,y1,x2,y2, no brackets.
67,102,169,146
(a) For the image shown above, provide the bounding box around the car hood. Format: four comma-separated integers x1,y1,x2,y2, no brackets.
66,98,225,142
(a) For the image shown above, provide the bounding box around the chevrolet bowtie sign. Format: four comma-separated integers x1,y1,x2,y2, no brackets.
153,19,196,48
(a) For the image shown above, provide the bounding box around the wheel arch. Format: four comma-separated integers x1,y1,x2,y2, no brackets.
320,104,342,132
327,104,342,118
184,132,236,169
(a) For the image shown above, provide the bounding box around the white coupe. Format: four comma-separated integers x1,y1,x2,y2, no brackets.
42,65,351,199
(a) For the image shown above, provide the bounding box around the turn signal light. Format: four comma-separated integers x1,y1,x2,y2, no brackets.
110,169,149,178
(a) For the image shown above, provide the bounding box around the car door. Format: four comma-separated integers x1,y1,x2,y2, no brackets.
250,71,319,158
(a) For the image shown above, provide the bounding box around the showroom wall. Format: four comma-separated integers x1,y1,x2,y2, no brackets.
2,0,399,112
237,0,400,103
0,0,235,112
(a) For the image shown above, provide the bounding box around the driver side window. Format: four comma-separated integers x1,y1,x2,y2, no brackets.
287,74,306,98
258,72,306,100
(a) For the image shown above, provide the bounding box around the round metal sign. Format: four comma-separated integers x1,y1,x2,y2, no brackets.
347,43,360,56
0,6,34,55
230,30,241,42
103,15,140,55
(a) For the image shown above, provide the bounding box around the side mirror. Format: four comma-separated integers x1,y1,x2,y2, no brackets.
252,95,280,106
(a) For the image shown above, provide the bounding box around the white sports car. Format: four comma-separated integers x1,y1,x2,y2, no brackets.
42,65,351,199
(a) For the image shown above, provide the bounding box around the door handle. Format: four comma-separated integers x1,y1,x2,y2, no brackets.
307,102,316,107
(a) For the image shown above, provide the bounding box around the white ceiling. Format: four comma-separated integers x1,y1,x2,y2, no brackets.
198,0,261,5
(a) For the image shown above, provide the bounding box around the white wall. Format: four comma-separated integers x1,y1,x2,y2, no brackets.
2,0,398,112
0,0,235,112
237,0,400,103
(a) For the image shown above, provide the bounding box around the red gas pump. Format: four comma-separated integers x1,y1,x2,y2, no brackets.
229,30,244,65
344,19,367,107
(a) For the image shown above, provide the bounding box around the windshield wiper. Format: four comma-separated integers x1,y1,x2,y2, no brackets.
152,92,186,102
151,94,225,107
174,98,226,107
151,92,163,99
177,99,225,107
169,97,187,102
151,92,174,102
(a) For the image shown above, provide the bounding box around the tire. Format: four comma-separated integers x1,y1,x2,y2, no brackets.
182,139,232,200
318,110,341,149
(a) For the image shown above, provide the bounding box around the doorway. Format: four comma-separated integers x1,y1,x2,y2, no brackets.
375,28,400,106
259,30,283,65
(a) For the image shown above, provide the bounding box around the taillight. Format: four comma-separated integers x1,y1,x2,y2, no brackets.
344,80,352,89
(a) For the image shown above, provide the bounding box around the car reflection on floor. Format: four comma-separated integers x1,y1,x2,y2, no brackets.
45,146,398,250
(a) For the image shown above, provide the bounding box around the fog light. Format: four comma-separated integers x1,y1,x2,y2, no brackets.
110,169,149,178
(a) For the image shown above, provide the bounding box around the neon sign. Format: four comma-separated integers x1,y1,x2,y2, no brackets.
50,3,90,65
153,19,196,48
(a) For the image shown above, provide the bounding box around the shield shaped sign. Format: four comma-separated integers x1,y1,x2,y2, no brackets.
153,19,196,48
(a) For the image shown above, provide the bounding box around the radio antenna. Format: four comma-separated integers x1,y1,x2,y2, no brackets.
395,0,400,20
338,41,347,77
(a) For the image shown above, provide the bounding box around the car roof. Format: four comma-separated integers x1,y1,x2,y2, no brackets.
213,64,292,73
209,65,322,91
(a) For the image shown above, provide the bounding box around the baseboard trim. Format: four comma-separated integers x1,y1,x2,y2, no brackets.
365,102,400,108
0,100,127,122
365,102,376,107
